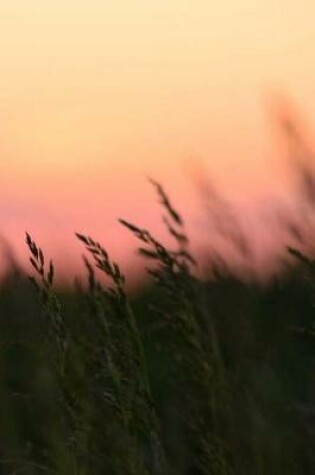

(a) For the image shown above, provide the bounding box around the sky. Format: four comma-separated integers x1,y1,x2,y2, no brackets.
1,0,315,282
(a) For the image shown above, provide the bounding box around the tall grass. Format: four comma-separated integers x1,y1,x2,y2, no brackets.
0,178,314,473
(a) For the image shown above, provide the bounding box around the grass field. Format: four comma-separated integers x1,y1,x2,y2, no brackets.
0,179,315,474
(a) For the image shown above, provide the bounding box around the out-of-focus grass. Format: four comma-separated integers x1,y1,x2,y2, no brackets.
0,177,314,475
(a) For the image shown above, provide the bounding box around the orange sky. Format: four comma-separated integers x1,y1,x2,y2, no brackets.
1,0,315,281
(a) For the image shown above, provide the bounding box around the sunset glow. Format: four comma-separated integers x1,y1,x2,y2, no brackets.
1,0,315,280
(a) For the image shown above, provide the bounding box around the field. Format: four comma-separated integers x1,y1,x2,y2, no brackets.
0,177,315,475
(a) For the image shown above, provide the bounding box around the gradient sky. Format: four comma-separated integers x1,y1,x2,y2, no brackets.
1,0,315,281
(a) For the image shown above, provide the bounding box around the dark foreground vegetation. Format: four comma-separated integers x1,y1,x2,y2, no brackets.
0,176,315,475
1,108,315,474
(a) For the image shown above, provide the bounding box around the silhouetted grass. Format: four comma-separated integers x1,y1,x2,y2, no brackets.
1,177,315,474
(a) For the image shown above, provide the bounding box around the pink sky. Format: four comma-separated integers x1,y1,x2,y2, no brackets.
1,0,315,283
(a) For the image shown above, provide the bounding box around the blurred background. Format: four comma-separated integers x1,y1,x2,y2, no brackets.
1,0,315,282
